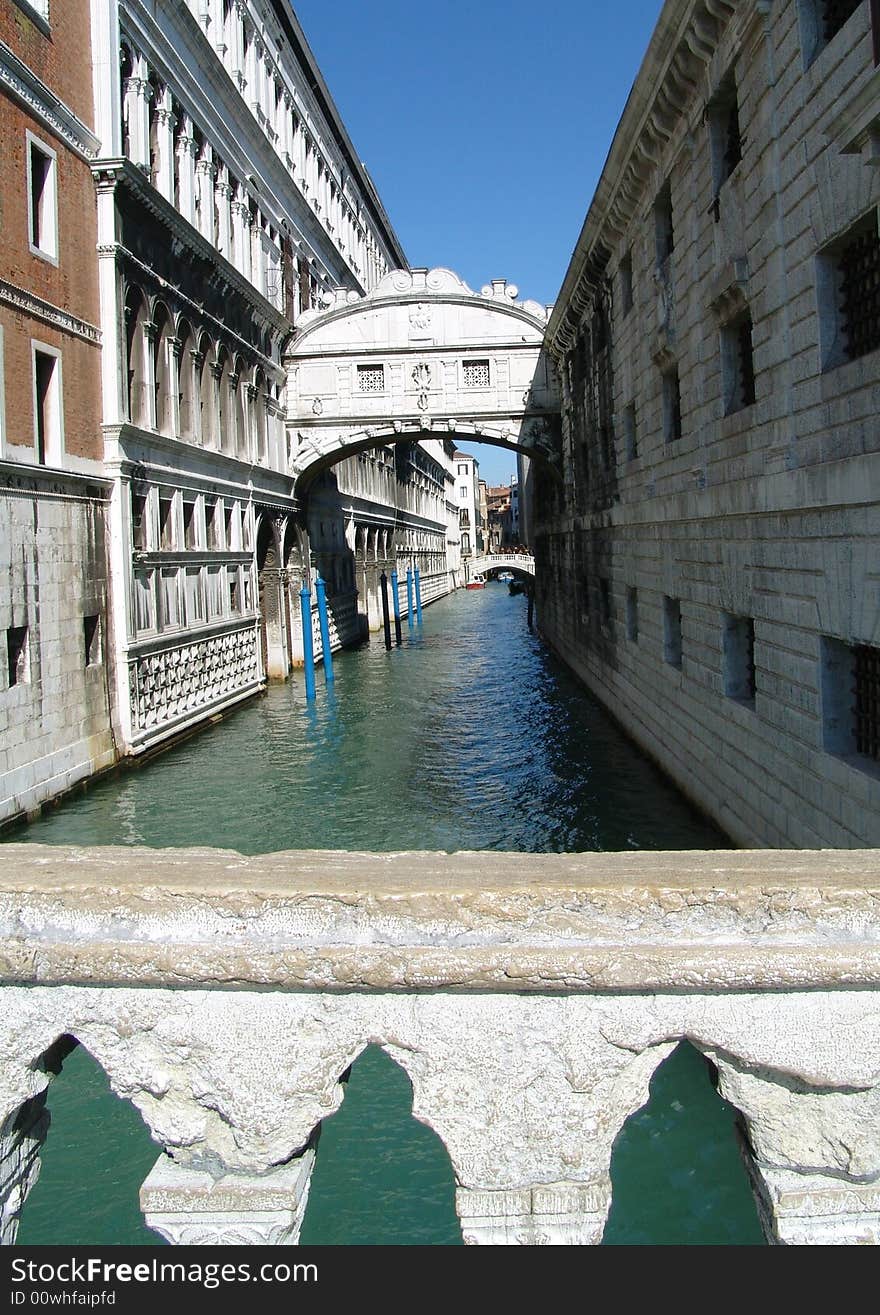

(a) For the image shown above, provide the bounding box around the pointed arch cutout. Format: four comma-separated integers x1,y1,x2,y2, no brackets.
603,1040,764,1245
299,1044,461,1245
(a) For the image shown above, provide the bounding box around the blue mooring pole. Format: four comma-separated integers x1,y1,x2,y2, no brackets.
314,574,335,684
405,567,414,630
299,582,316,701
390,568,402,645
414,565,423,625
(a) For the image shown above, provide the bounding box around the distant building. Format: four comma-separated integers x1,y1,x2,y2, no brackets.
453,450,479,559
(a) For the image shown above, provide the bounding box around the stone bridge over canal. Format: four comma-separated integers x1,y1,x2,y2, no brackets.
285,267,560,485
469,552,535,580
2,846,880,1247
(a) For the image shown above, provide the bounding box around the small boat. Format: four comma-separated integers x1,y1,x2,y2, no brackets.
466,574,486,590
508,579,525,595
497,571,514,582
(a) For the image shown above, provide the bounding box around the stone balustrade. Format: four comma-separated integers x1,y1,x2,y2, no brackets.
1,845,879,1246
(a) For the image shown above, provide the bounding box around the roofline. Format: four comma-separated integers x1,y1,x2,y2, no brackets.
272,2,407,269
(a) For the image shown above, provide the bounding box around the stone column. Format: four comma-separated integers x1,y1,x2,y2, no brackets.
175,116,198,225
141,1152,315,1246
154,93,176,203
195,149,216,246
123,55,151,171
714,1057,880,1245
215,171,233,262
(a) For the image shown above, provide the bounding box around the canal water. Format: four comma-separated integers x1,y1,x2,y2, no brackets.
10,583,764,1245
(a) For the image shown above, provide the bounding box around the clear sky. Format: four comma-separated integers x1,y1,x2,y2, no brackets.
291,0,665,483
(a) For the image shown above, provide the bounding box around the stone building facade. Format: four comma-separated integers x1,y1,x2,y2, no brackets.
537,0,880,848
89,0,410,754
0,0,115,825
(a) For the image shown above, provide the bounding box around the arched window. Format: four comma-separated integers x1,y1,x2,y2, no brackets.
253,369,266,462
216,348,231,453
151,302,172,435
233,356,247,459
177,320,194,440
119,45,133,158
124,284,149,427
198,335,215,447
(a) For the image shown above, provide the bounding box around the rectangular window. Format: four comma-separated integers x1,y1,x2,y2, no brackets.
182,499,198,550
133,569,155,632
623,403,637,461
664,596,682,668
722,312,756,414
722,613,756,703
32,346,62,465
27,134,58,261
159,568,181,629
709,73,743,196
626,587,639,643
356,364,385,393
801,0,864,64
619,252,633,316
654,182,674,266
462,359,491,388
206,497,221,550
83,614,101,667
662,367,683,444
599,578,611,627
206,565,224,618
228,567,240,614
6,625,29,686
832,213,880,365
159,493,175,549
822,636,880,762
131,491,148,551
184,567,205,624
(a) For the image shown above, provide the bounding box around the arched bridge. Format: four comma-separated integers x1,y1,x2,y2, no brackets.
470,552,534,579
286,267,560,485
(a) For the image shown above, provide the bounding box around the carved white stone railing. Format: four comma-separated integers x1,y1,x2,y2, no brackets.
1,846,879,1246
469,553,534,579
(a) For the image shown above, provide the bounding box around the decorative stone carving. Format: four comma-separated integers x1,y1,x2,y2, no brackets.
129,625,260,732
456,1180,610,1245
141,1153,315,1247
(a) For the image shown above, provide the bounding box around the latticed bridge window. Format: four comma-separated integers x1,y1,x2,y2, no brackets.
462,359,490,388
837,215,880,362
357,364,385,393
854,644,880,762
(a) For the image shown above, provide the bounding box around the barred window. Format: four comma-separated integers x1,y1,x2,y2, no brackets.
722,613,756,703
662,367,682,443
462,359,490,388
855,644,880,761
837,216,880,363
357,364,385,393
722,311,756,414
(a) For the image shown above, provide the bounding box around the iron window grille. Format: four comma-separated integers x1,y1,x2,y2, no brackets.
462,359,490,388
854,644,880,761
837,217,880,362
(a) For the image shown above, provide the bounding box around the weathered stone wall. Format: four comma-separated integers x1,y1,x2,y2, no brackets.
0,472,116,826
1,845,878,1246
538,0,880,848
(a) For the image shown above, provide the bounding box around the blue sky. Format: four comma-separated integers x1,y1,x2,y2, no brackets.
292,0,665,483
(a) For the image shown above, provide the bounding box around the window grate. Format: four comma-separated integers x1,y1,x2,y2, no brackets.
463,359,490,389
737,316,756,408
724,99,742,178
854,644,880,760
357,364,385,393
839,221,880,361
822,0,862,43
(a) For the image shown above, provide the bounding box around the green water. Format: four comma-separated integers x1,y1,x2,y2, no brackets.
10,584,764,1245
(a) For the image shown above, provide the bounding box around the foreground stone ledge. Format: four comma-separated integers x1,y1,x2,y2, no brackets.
0,845,878,992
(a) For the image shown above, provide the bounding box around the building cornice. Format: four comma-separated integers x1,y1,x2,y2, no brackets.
0,277,101,345
0,37,99,161
546,0,764,359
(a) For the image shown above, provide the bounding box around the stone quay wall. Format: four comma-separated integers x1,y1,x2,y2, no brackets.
537,0,880,848
1,844,879,1246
